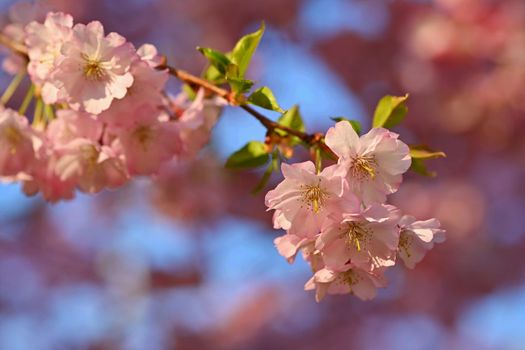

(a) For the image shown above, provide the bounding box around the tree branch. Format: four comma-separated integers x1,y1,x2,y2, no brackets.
156,60,338,159
0,32,28,57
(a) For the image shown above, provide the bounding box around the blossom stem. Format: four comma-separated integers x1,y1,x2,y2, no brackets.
32,97,43,127
18,84,35,115
1,70,26,105
0,32,28,57
44,104,55,121
156,61,338,159
314,146,322,174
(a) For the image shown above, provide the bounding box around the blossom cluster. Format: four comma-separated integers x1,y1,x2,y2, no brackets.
265,121,445,301
0,4,223,201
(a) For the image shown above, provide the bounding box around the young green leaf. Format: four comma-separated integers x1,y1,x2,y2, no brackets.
409,145,447,159
252,151,279,194
225,141,269,169
372,94,409,129
330,117,361,135
248,86,284,112
203,64,225,83
226,77,255,94
276,105,305,146
182,84,197,100
409,145,445,177
410,158,436,177
278,105,305,132
197,47,231,74
229,22,265,79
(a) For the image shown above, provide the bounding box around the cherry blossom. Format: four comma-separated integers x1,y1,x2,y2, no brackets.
317,203,401,272
397,215,446,269
0,108,35,176
45,21,136,114
325,121,411,204
170,89,225,159
265,161,345,237
110,105,181,175
54,138,128,193
304,265,387,302
99,51,168,128
1,0,51,75
25,12,73,84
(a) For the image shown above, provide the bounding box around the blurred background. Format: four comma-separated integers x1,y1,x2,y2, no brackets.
1,0,525,349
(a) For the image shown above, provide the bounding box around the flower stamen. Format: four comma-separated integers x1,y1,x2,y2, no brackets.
4,126,22,154
82,54,107,81
300,180,329,213
344,222,372,252
350,155,377,181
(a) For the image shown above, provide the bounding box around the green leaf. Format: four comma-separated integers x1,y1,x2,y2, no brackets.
182,84,197,100
252,151,279,194
203,65,225,83
226,77,254,94
372,94,409,129
330,117,361,134
409,145,446,159
197,47,231,75
229,22,265,79
410,158,436,177
225,141,269,169
276,105,305,146
248,86,284,112
409,145,445,177
278,105,305,132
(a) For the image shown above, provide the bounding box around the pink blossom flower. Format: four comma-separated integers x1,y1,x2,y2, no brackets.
137,43,163,67
274,233,312,263
325,121,411,204
265,161,345,238
46,109,103,146
54,138,128,193
316,202,400,271
99,58,168,128
23,151,76,202
397,215,445,269
0,108,35,176
172,89,225,159
1,0,51,75
45,21,136,114
25,12,73,84
110,105,181,175
304,265,387,302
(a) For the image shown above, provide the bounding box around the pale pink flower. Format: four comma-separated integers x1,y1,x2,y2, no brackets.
110,105,181,175
316,202,400,271
173,89,225,159
274,233,311,263
325,121,411,204
45,21,136,114
265,161,345,238
23,151,76,202
0,108,35,176
99,59,168,128
1,0,51,75
25,12,73,84
137,43,163,67
55,139,128,193
304,265,387,302
46,109,103,146
397,215,445,269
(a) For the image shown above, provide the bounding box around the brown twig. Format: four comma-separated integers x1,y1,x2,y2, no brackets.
0,32,28,57
156,60,338,159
